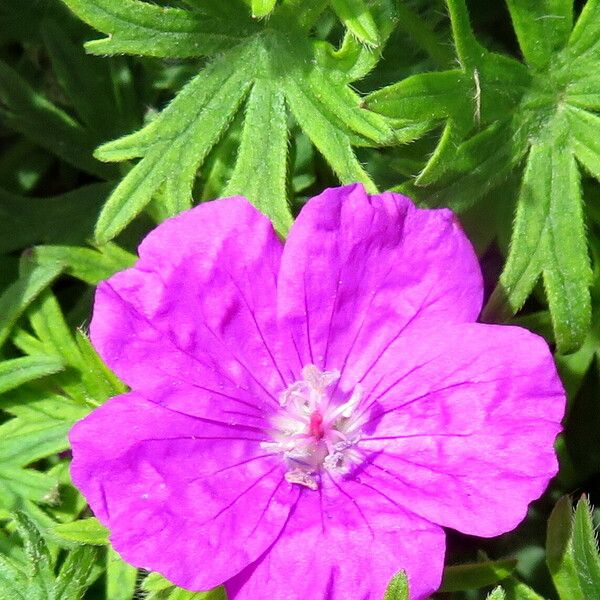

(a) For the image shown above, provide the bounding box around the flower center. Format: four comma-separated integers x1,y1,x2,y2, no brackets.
262,365,366,490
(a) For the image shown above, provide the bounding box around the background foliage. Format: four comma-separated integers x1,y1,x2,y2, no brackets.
1,0,600,598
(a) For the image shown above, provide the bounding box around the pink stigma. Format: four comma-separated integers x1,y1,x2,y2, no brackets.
309,411,324,439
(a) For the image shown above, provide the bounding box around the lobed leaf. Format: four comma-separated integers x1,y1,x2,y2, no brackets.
225,81,291,234
48,519,109,547
573,496,600,599
34,245,135,285
546,496,585,600
60,0,249,58
106,548,138,600
28,291,84,369
367,0,600,351
142,572,226,599
567,0,600,59
506,0,573,69
284,76,376,191
0,356,64,395
488,133,592,353
0,263,63,349
94,44,255,242
567,105,600,180
57,1,397,242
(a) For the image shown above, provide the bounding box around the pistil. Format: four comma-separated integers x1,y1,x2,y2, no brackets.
264,365,366,490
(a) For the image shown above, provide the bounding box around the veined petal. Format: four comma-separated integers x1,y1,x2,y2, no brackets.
356,323,565,537
70,392,298,590
277,184,482,381
90,197,290,408
225,479,444,600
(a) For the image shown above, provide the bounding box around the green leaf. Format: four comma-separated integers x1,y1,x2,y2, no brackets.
0,356,64,395
546,496,585,600
383,570,409,600
53,546,97,600
48,519,109,547
0,416,71,467
13,512,54,597
567,0,600,59
0,386,89,423
42,20,138,137
366,0,600,351
573,496,600,599
141,573,174,594
94,44,254,243
0,184,111,255
0,389,87,511
28,291,83,368
487,131,592,353
225,81,291,234
567,72,600,111
0,552,28,600
106,548,137,600
366,70,471,121
61,2,393,242
439,558,517,592
74,331,127,404
251,0,277,18
142,573,226,599
330,0,380,46
0,61,115,179
567,105,600,180
284,76,376,191
0,263,63,349
0,467,58,512
412,122,523,211
0,513,97,600
60,0,249,57
506,0,573,69
394,2,454,68
33,245,135,285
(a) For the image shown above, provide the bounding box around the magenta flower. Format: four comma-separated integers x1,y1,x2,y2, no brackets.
70,184,564,599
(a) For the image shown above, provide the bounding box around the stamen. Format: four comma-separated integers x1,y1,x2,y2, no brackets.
269,365,366,490
285,468,318,490
301,364,340,392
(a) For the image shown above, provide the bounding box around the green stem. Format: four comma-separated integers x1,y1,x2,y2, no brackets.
395,3,454,68
445,0,485,68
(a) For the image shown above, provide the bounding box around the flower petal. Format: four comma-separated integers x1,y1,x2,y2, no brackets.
356,323,565,537
277,184,482,379
225,479,445,600
90,197,290,408
70,392,298,590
